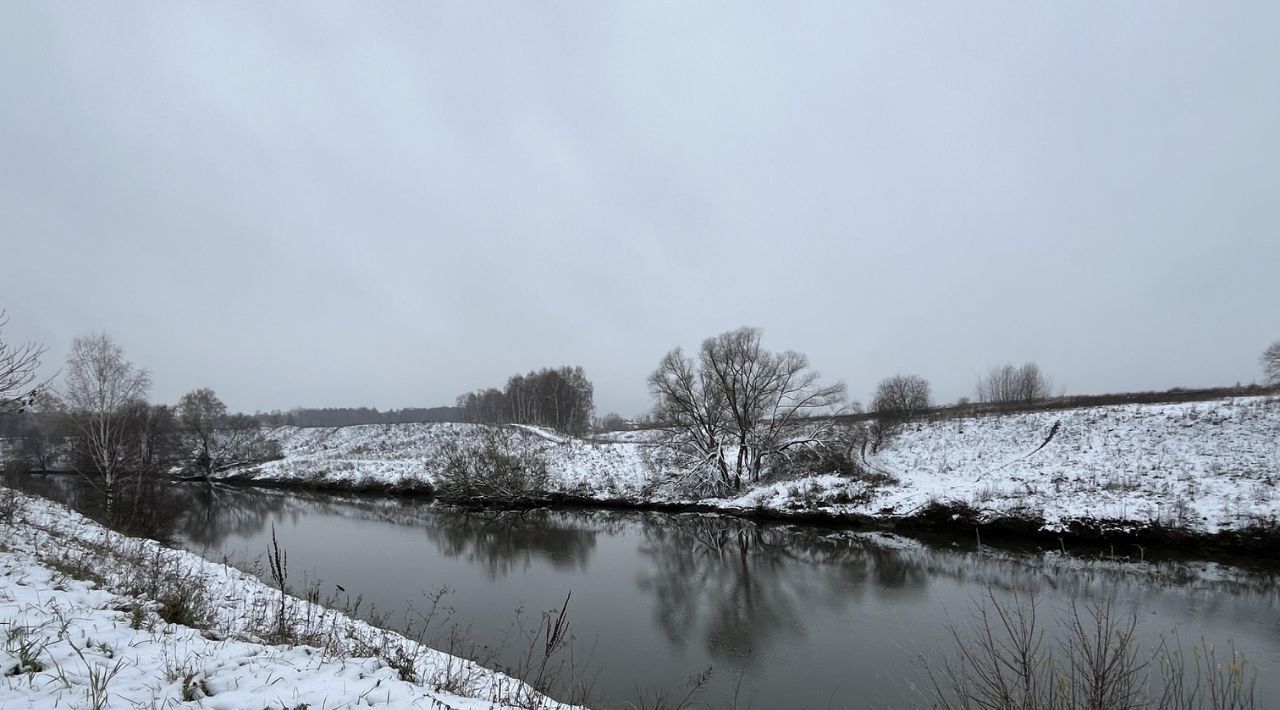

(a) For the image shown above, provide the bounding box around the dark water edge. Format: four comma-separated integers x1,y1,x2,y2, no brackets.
9,473,1280,710
211,468,1280,561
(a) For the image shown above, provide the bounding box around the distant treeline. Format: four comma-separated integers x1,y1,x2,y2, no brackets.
250,406,464,428
843,383,1279,425
456,366,594,434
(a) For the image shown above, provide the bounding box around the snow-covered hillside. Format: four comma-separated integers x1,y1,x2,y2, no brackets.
225,396,1280,534
860,395,1279,532
238,422,666,497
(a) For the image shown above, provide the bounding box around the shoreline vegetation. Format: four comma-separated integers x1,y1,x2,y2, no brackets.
3,324,1277,561
194,393,1280,557
0,488,587,709
209,479,1280,561
2,478,1269,709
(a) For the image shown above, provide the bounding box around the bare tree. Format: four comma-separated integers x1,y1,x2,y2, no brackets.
16,391,69,472
976,362,1055,404
869,374,931,452
649,327,847,492
1263,340,1280,386
178,388,280,478
872,374,931,421
649,347,732,489
0,310,49,414
62,333,151,514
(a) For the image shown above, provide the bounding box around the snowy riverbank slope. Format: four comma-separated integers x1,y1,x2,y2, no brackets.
0,491,578,709
238,422,667,498
858,395,1279,532
225,396,1280,534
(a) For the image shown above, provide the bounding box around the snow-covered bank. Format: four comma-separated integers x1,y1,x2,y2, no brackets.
0,490,579,709
229,422,668,499
861,395,1279,533
221,396,1280,538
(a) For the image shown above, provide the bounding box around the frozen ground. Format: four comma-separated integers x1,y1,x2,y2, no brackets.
224,396,1280,534
0,491,578,709
860,395,1280,532
237,422,671,499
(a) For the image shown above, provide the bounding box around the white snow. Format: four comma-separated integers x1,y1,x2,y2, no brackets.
237,422,668,498
222,396,1280,534
861,395,1280,532
0,491,579,709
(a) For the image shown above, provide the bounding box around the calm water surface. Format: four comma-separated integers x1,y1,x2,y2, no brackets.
19,475,1280,709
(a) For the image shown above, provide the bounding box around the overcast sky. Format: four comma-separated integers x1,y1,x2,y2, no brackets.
2,2,1278,416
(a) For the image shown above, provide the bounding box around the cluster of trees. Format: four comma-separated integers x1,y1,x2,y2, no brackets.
864,364,1055,451
251,406,464,428
975,362,1056,404
5,305,1278,507
868,363,1055,425
648,327,847,492
178,388,282,479
0,324,280,520
456,366,595,434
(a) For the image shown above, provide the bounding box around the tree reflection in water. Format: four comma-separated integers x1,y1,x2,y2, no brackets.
9,476,1279,709
176,484,294,548
420,509,598,579
636,514,932,663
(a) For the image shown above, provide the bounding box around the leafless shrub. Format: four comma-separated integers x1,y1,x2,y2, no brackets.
265,523,292,642
436,428,550,499
922,591,1258,710
1155,634,1257,710
0,485,21,525
97,542,217,630
626,666,714,710
495,592,597,709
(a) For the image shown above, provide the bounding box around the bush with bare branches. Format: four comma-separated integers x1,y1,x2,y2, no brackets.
923,592,1257,710
435,428,550,499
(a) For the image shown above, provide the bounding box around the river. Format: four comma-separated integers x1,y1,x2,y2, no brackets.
14,474,1280,709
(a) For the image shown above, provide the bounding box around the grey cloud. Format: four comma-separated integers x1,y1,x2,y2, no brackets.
2,1,1278,415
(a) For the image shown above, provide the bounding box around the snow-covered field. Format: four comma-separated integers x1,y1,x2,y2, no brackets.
0,491,578,709
858,395,1280,532
234,422,669,499
224,396,1280,534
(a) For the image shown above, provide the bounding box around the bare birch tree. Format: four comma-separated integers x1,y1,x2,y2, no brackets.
0,310,49,414
1263,340,1280,386
63,333,151,514
650,327,846,492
